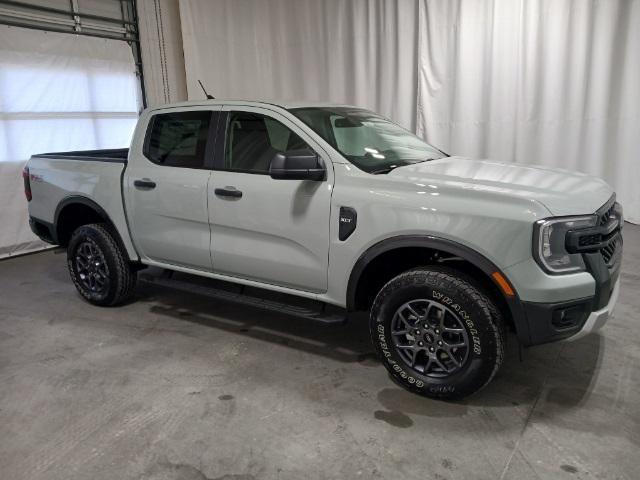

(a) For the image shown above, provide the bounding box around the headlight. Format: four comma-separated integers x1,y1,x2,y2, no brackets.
533,216,597,274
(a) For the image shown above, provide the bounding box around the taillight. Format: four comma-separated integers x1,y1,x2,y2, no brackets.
23,166,32,201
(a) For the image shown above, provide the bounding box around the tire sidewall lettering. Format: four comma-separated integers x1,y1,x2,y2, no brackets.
376,323,426,389
432,289,482,355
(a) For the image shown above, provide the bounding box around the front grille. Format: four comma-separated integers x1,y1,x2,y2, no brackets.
596,198,622,268
598,201,616,226
579,233,601,247
601,235,620,266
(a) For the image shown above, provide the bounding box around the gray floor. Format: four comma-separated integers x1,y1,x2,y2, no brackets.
1,225,639,480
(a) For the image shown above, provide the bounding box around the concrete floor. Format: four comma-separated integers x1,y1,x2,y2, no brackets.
1,225,639,480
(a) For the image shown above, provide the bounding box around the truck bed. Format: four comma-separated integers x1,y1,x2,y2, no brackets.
26,148,138,260
31,148,129,163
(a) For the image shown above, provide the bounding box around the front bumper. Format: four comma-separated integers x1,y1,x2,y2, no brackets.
518,272,620,345
566,278,620,342
511,197,623,346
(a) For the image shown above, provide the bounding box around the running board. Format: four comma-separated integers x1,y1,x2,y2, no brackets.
139,273,347,325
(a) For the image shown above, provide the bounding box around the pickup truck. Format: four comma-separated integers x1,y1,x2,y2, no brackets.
24,100,623,399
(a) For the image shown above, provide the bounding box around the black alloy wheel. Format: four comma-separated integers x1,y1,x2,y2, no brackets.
74,239,110,295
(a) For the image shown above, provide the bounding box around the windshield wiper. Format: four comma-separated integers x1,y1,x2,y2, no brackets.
414,157,440,164
370,166,397,175
370,156,445,174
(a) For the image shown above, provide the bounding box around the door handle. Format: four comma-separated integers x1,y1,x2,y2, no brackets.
134,179,156,189
215,187,243,198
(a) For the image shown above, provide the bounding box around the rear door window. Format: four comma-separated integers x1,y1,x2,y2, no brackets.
144,111,212,168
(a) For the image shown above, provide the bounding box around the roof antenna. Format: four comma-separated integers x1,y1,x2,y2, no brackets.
197,80,214,99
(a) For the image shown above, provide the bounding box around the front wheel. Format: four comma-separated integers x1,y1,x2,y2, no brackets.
67,223,137,306
370,267,504,400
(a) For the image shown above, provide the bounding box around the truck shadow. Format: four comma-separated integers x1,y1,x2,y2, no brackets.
137,274,374,365
136,273,603,412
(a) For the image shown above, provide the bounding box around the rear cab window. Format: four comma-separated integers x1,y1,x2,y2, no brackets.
143,111,212,168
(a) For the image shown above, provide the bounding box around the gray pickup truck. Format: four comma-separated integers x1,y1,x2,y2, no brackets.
23,100,623,399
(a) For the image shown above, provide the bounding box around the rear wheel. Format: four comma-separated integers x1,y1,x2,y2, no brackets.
370,267,504,400
67,223,137,306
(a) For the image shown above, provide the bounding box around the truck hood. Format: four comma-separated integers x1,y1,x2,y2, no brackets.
389,156,613,216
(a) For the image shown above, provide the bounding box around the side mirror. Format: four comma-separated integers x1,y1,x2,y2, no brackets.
269,150,326,181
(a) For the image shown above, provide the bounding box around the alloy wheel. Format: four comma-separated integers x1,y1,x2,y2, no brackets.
390,299,470,377
74,239,109,295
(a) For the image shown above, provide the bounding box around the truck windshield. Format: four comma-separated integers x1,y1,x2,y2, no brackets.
289,107,446,174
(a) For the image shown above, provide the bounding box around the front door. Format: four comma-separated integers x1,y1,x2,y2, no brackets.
126,107,219,270
208,106,332,292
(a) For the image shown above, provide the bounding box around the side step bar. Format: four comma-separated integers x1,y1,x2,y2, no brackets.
139,273,347,325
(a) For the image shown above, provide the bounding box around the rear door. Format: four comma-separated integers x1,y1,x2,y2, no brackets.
125,106,220,270
208,105,333,292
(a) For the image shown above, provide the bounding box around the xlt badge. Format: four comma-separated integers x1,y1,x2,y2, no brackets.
339,207,357,241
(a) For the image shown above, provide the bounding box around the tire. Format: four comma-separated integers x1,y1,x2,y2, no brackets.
67,223,137,306
370,267,504,400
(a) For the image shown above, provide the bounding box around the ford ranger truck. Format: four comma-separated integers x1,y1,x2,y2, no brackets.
23,100,623,399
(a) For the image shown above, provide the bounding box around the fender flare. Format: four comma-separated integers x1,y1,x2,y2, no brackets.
54,195,132,261
55,195,112,228
346,235,530,344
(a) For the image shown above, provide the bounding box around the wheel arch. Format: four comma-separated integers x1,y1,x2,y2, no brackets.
54,196,132,262
346,235,530,343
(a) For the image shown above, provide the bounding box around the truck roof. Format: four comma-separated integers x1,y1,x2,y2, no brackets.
146,99,360,112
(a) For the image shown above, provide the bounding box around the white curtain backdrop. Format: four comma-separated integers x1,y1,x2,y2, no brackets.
137,0,188,107
417,0,640,223
180,0,639,223
179,0,419,130
0,26,140,258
